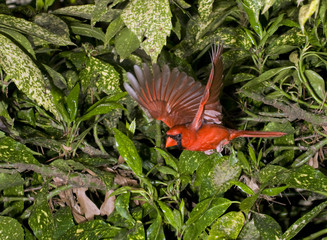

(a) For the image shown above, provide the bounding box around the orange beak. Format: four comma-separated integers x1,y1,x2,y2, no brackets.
165,136,177,148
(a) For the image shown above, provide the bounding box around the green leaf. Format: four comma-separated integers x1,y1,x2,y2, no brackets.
208,211,245,240
0,14,73,46
28,188,55,239
239,0,263,38
0,34,59,117
287,165,327,195
155,148,178,171
184,198,232,239
198,0,214,19
282,200,327,240
54,4,120,22
70,22,105,42
66,83,80,121
262,185,288,196
178,150,209,175
58,220,121,239
115,27,140,59
0,28,36,59
0,173,24,191
242,66,294,88
146,215,165,240
229,180,255,195
128,221,145,240
253,213,282,240
91,0,112,26
78,102,124,122
237,151,251,172
299,0,320,33
157,200,177,230
0,216,24,240
305,70,326,101
248,145,257,166
0,137,40,164
116,192,136,224
240,194,259,215
113,128,143,177
238,219,260,239
105,16,124,46
17,109,36,127
156,166,178,177
259,165,289,185
79,56,121,95
121,0,172,61
34,13,71,44
53,207,75,240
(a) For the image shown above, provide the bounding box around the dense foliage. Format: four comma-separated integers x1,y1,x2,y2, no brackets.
0,0,327,239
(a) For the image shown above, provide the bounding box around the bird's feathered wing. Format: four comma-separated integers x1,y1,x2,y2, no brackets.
124,44,224,129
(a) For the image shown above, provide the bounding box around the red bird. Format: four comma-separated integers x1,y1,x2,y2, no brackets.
124,44,286,154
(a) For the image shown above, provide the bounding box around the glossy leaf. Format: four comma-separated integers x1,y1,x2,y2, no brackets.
0,14,73,46
53,207,75,240
115,27,140,59
230,180,255,195
0,137,40,164
282,200,327,240
184,198,232,239
239,0,263,38
146,215,165,240
105,16,124,46
0,216,24,240
54,4,120,22
79,56,121,95
253,213,282,240
299,0,320,33
116,192,135,224
28,189,55,239
66,83,80,121
240,194,259,215
0,34,59,117
287,165,327,195
0,28,36,59
121,0,172,61
58,220,121,239
157,200,177,230
155,148,178,171
70,22,105,42
305,70,326,101
208,211,245,240
242,66,294,88
91,0,112,26
113,128,143,177
178,150,209,175
198,0,214,19
156,166,178,177
262,185,289,196
0,173,24,191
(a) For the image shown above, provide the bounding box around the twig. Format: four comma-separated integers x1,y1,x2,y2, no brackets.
240,89,327,126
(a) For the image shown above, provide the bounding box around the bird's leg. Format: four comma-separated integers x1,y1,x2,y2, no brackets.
204,150,215,155
216,139,229,152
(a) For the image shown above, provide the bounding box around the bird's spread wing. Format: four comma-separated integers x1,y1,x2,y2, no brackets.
189,43,224,130
124,63,205,128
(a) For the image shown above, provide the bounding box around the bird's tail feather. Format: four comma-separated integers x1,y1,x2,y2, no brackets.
230,130,286,140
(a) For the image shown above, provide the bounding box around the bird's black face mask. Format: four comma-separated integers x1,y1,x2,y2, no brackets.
166,133,182,150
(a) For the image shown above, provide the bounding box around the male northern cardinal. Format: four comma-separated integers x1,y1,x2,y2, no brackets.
124,43,286,153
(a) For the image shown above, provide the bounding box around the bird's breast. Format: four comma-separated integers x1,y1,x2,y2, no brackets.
185,124,230,151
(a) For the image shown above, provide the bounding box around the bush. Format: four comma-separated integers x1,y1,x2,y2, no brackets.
0,0,327,239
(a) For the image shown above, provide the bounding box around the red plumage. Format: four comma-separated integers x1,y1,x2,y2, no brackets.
124,43,286,153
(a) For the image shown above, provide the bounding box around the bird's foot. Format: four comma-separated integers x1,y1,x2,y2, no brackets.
204,150,215,155
216,139,229,152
